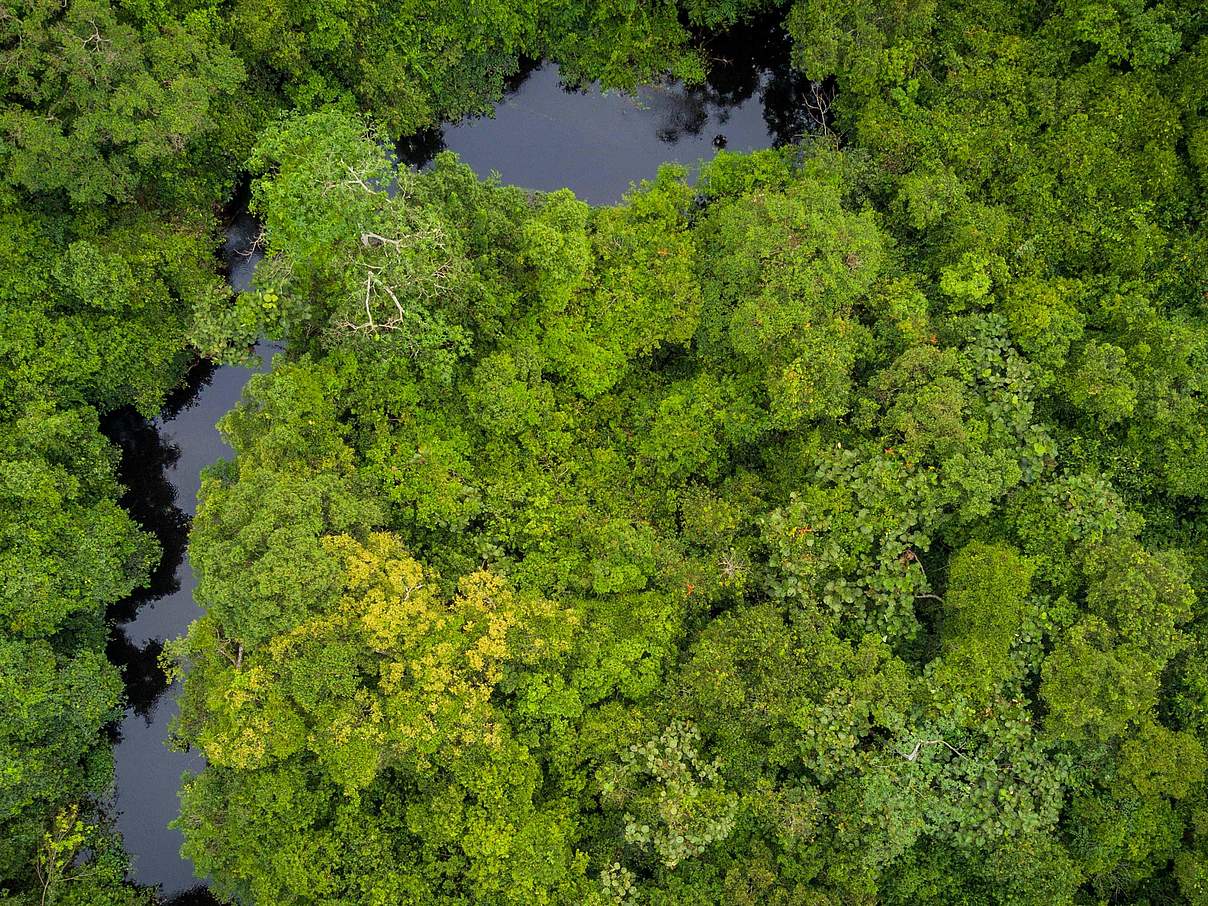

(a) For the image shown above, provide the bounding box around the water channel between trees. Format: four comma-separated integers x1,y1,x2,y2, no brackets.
104,27,809,899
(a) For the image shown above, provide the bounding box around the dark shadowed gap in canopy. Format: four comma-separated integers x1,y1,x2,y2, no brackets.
104,19,796,898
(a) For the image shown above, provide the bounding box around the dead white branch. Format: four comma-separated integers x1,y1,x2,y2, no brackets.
898,739,967,761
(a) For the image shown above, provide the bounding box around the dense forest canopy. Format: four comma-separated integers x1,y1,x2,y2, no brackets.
1,0,1207,903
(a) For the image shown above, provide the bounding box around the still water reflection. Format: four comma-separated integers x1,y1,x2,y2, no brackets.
402,17,813,201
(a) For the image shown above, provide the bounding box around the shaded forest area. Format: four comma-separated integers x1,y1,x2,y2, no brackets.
2,0,1208,903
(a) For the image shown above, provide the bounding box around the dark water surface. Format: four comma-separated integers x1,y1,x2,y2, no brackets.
106,20,802,900
402,19,810,202
103,219,271,903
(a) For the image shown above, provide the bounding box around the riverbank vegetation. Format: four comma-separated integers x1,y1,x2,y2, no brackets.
0,3,778,901
2,0,1207,903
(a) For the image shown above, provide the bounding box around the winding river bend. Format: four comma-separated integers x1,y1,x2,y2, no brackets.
105,25,807,900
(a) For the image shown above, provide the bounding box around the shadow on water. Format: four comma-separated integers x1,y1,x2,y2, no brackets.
105,632,167,726
692,12,828,144
648,12,809,144
101,353,224,723
102,411,187,624
158,886,221,906
101,416,181,727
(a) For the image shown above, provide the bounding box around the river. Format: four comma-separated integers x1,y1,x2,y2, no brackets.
104,22,808,901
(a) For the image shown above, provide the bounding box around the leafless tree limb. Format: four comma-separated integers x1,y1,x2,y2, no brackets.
898,738,967,761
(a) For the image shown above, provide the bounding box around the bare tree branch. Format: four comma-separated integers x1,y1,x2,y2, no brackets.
898,738,967,761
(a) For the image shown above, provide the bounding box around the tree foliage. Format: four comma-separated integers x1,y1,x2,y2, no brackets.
175,16,1208,889
4,0,1208,902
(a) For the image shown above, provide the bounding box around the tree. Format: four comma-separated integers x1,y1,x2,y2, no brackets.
932,542,1034,705
172,531,588,904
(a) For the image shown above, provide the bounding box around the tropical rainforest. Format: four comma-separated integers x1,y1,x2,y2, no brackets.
2,0,1207,903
